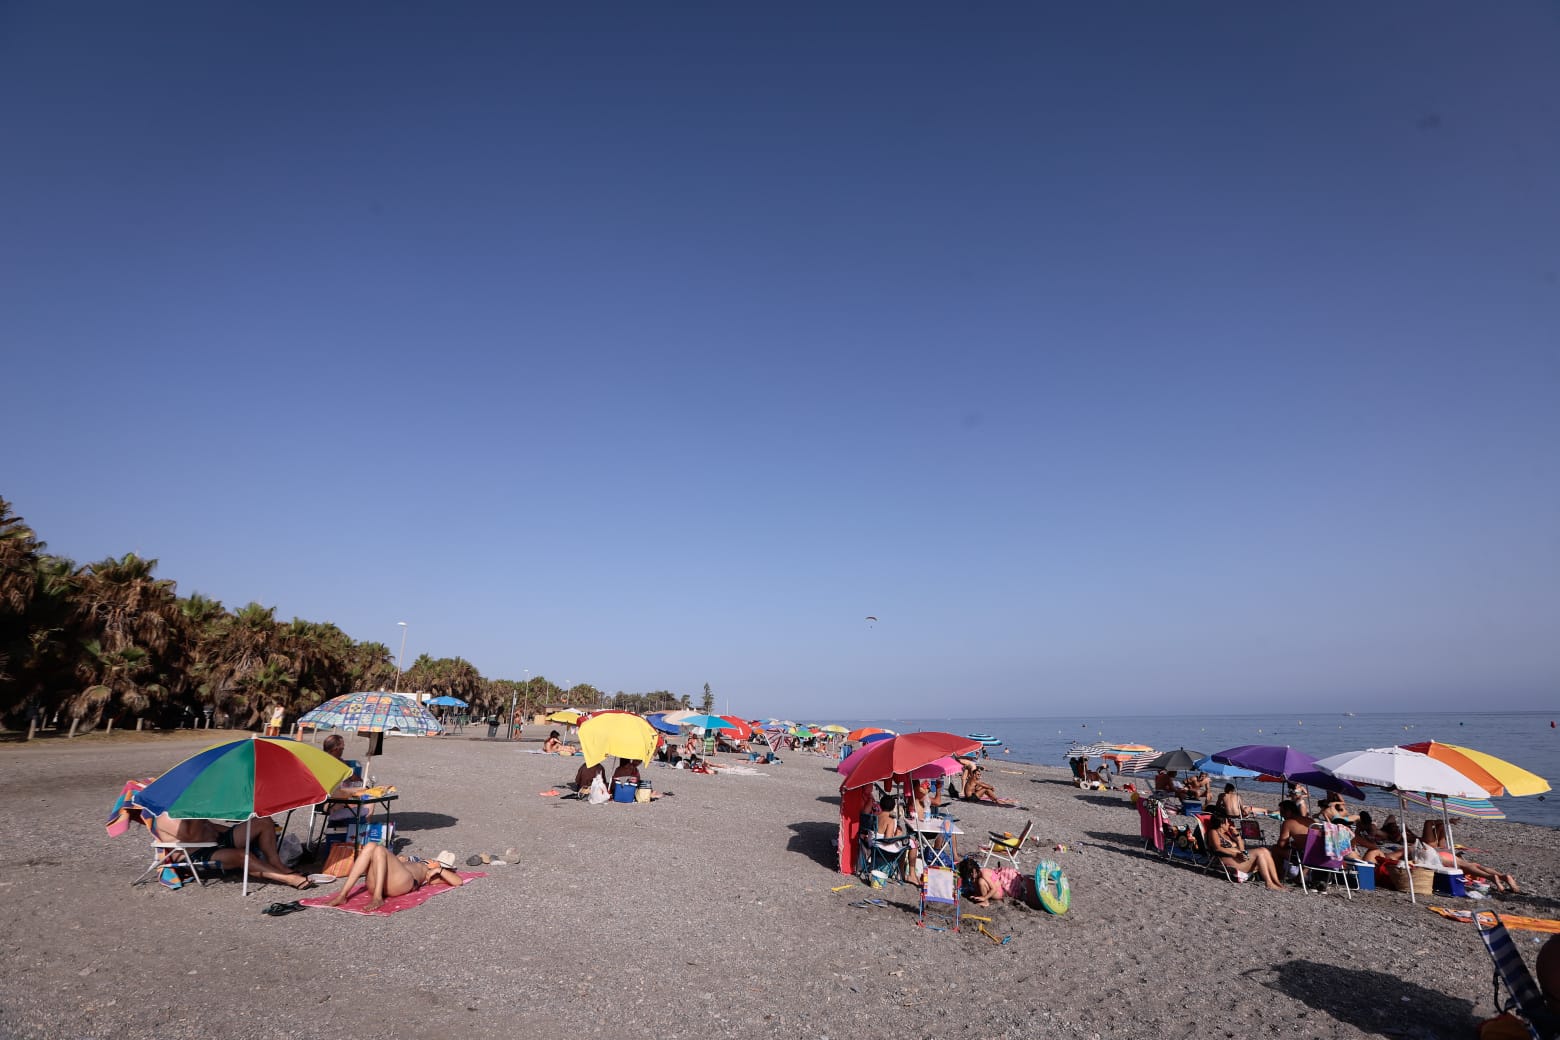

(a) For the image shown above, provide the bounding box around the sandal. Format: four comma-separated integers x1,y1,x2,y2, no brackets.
262,901,308,916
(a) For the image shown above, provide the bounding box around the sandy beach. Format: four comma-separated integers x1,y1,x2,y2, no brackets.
3,732,1557,1040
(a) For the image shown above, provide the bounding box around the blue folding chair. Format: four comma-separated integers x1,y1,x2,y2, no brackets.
1477,913,1560,1040
857,812,910,883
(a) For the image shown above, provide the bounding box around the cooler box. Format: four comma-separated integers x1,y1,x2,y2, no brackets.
1352,861,1376,891
613,779,637,803
345,821,395,845
1433,869,1468,897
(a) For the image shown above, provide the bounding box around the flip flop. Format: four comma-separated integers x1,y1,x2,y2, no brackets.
307,874,338,885
262,901,308,917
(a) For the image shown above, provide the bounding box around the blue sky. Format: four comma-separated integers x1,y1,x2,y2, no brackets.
3,3,1557,717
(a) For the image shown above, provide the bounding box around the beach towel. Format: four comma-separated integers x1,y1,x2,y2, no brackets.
301,872,484,916
1430,907,1560,934
1322,822,1353,860
106,778,156,837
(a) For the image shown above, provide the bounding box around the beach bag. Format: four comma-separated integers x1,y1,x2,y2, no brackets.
587,774,610,805
322,843,356,877
1411,839,1442,870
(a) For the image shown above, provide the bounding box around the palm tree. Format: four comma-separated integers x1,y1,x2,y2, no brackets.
67,554,181,733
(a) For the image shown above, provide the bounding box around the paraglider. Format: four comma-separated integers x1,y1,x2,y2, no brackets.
865,616,877,628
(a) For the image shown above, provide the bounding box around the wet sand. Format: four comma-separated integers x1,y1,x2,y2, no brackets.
2,731,1556,1039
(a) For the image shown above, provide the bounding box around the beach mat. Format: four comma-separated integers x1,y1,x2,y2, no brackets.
302,872,484,916
1429,907,1560,934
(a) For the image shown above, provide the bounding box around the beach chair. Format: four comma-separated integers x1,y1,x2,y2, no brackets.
1239,818,1265,846
857,813,910,884
922,816,958,870
1137,798,1165,854
1297,827,1355,898
1477,914,1560,1040
917,865,961,931
131,813,221,889
981,818,1033,871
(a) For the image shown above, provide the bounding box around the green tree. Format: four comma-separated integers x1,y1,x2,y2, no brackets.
699,683,714,714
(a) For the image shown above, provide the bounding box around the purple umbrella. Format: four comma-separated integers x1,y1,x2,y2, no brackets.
1211,745,1367,800
1212,744,1319,778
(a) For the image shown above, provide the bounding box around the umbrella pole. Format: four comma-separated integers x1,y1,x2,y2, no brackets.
1440,797,1458,871
242,818,252,897
1400,793,1415,904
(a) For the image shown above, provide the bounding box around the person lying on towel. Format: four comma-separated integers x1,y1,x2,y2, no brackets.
326,846,462,911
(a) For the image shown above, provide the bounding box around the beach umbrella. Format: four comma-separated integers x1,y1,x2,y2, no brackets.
907,756,964,780
718,716,754,740
839,732,984,791
644,713,682,735
1398,742,1550,798
859,732,894,746
298,691,442,778
578,712,659,768
679,714,738,732
135,736,352,896
659,710,700,726
821,725,849,735
1399,791,1506,820
1316,746,1490,899
847,727,886,742
1193,755,1259,779
1212,745,1320,779
1143,748,1206,773
546,709,584,726
427,696,468,707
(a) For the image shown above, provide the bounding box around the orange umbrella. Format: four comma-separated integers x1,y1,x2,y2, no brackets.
847,727,886,742
1399,741,1549,798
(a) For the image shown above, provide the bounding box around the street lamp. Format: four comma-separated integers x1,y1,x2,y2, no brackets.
393,621,409,693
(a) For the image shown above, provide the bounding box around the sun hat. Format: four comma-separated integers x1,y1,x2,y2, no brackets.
434,850,458,870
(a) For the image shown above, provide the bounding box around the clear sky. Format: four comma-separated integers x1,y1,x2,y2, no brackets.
3,3,1557,718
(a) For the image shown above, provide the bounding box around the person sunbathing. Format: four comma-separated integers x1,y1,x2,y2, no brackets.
957,857,1040,908
542,731,574,756
326,846,462,911
1419,820,1519,892
1154,769,1177,794
153,814,313,889
1216,784,1250,819
959,761,1002,803
1208,814,1284,889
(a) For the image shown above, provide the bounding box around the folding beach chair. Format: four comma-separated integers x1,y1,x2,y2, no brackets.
131,812,222,889
857,813,910,883
922,815,958,870
981,818,1033,871
917,865,961,931
1478,914,1560,1040
1137,798,1166,855
1298,827,1355,898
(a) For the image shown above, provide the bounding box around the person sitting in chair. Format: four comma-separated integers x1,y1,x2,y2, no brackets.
154,814,313,889
326,846,462,911
1208,814,1284,889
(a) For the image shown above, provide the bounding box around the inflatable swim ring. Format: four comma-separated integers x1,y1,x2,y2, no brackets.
1035,858,1070,915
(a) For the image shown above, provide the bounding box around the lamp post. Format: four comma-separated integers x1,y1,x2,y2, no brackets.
393,621,409,693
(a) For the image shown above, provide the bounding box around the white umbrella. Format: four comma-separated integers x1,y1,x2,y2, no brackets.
1315,746,1490,901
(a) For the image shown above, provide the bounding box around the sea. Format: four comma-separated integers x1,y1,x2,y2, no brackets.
829,711,1560,829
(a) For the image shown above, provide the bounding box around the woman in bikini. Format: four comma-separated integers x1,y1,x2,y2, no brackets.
1209,814,1284,890
326,846,463,910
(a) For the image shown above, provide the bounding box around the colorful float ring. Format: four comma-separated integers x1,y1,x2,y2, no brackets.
1035,859,1070,915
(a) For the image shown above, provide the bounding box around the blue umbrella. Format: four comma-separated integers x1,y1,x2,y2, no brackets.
645,713,681,735
678,714,739,732
1194,755,1259,778
860,732,895,745
427,696,468,707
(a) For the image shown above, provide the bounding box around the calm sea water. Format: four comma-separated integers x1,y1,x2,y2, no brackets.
831,711,1560,828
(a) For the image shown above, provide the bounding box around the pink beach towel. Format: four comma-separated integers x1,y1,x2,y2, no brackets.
302,872,485,916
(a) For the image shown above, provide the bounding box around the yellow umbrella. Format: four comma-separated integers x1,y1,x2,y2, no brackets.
578,712,658,767
1400,741,1550,798
547,709,583,726
821,725,849,734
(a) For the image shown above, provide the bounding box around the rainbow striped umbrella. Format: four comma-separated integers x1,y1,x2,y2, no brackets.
135,736,352,895
1399,791,1507,820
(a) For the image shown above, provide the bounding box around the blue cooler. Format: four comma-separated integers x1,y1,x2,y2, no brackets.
1433,869,1467,897
1352,861,1376,891
613,779,637,803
